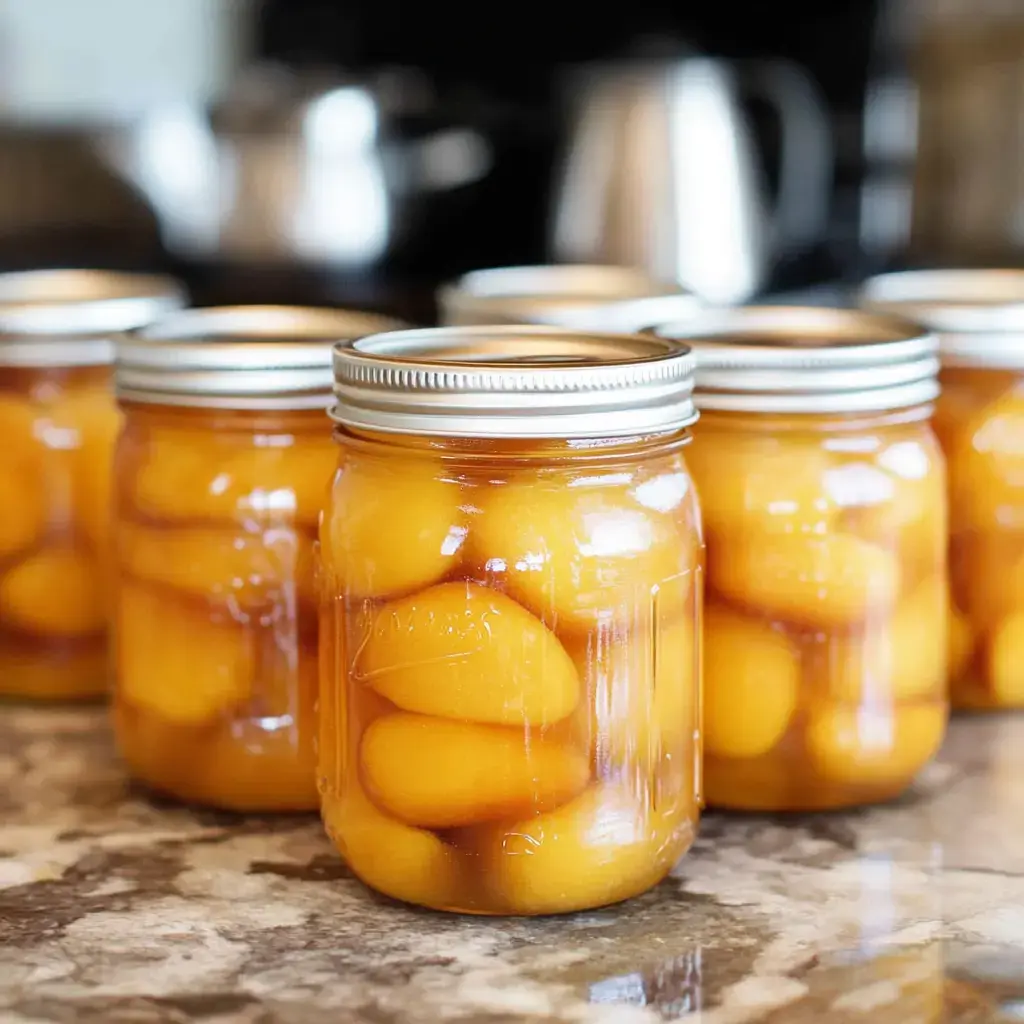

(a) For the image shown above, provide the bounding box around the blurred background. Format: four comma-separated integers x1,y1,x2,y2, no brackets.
0,0,1010,320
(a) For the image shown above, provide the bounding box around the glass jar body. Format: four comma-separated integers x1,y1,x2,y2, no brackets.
689,407,949,812
112,403,338,811
318,429,704,915
0,364,120,700
935,365,1024,709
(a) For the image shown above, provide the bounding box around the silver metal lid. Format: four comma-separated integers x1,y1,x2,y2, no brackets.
652,306,939,414
0,270,186,367
438,264,701,331
331,324,697,438
117,305,405,410
859,269,1024,369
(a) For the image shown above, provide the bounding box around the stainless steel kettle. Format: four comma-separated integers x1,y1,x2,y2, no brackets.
549,56,833,305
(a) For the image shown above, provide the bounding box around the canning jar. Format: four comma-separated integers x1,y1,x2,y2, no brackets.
0,270,184,701
862,270,1024,711
320,326,703,914
438,264,701,332
654,307,948,812
112,306,401,811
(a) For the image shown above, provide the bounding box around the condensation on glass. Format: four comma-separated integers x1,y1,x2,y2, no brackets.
320,325,704,914
112,305,401,811
862,269,1024,711
655,306,948,812
437,264,702,333
0,270,184,701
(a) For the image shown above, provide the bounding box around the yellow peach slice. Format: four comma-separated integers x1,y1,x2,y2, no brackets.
565,614,697,773
687,433,839,537
704,749,797,812
228,441,338,526
948,595,974,684
113,701,208,799
472,782,694,915
951,532,1024,625
838,439,947,577
805,702,947,787
0,463,46,561
710,532,900,628
132,431,337,527
945,388,1024,532
52,385,122,551
809,576,948,704
703,605,799,759
359,712,590,829
988,610,1024,706
253,641,320,721
0,549,105,638
0,392,39,457
932,369,1020,457
323,780,461,909
0,395,47,559
117,581,254,724
317,600,376,787
651,616,700,752
190,716,319,811
357,581,579,727
114,702,318,811
118,522,318,610
322,456,466,599
466,464,698,630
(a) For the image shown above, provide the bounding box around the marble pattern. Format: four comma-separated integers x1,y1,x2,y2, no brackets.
1,708,1023,1023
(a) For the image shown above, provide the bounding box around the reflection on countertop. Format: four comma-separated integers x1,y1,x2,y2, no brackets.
1,709,1023,1023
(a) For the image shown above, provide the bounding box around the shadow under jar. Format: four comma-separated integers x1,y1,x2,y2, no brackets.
0,270,184,701
112,305,402,812
861,270,1024,712
653,307,949,812
320,325,704,915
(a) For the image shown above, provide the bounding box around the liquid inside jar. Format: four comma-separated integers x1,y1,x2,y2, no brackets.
689,409,949,811
0,365,121,700
318,431,703,915
936,367,1024,709
112,405,337,811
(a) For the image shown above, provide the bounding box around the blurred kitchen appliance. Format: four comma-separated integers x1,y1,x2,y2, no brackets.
0,0,255,267
548,54,833,305
96,65,497,270
908,0,1024,265
859,0,918,269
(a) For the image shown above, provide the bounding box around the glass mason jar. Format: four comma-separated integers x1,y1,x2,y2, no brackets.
862,269,1024,711
437,264,702,332
654,307,948,812
112,306,401,811
0,270,184,701
320,326,704,915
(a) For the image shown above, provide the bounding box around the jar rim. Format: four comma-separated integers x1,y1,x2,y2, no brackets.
0,269,185,368
438,264,702,331
650,305,940,414
116,305,406,410
330,324,698,438
859,269,1024,369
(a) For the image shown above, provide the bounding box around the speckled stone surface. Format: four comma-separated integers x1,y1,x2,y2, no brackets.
2,708,1024,1023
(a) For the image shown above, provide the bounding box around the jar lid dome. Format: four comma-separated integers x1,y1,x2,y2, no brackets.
651,306,939,414
117,305,404,410
0,270,185,368
331,324,697,438
860,269,1024,369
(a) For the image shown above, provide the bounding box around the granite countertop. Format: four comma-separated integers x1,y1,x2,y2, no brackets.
2,709,1023,1024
